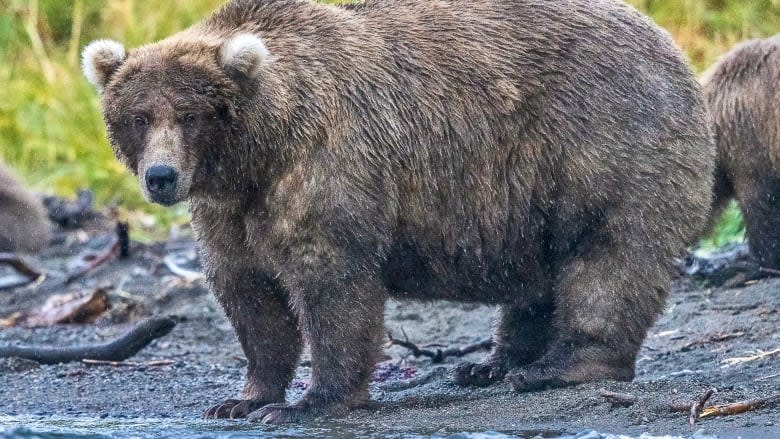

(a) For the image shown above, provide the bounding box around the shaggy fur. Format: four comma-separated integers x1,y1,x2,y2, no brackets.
703,35,780,268
83,0,714,424
0,160,51,253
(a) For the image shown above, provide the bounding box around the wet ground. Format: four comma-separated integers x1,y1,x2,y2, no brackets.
0,220,778,438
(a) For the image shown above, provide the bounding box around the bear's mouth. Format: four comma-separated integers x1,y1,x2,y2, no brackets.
148,192,181,207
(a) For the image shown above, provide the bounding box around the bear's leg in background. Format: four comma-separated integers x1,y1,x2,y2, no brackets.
204,272,302,419
507,245,667,391
248,271,386,424
453,303,555,387
737,177,780,269
703,165,735,235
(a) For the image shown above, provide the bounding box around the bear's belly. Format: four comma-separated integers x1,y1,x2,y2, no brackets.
379,239,544,304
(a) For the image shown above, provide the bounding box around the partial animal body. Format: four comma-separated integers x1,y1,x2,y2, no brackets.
703,35,780,268
0,160,51,253
83,0,714,423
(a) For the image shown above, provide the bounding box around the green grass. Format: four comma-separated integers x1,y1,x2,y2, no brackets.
3,0,777,242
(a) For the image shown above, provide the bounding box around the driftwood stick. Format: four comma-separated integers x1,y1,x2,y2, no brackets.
387,329,492,363
0,252,42,279
759,267,780,276
0,316,176,364
65,238,119,284
690,387,718,425
700,393,780,419
599,389,638,407
82,359,175,368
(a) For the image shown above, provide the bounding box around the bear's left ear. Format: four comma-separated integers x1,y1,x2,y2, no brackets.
219,33,270,80
82,40,127,92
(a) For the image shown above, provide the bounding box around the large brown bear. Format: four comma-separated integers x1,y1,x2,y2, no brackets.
83,0,714,424
0,160,51,253
703,35,780,268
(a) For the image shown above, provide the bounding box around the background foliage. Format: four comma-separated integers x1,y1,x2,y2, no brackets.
1,0,778,242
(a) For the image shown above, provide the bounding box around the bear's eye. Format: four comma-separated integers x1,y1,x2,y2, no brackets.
132,115,148,129
181,113,198,127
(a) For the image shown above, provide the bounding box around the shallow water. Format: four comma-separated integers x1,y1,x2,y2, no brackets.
0,416,717,439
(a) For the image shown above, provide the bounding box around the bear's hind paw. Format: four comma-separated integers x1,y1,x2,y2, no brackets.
452,361,507,387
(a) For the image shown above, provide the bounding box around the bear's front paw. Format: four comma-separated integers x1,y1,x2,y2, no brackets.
452,361,507,387
203,398,269,419
247,402,348,424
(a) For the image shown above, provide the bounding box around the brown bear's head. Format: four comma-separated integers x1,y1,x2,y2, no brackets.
82,34,272,206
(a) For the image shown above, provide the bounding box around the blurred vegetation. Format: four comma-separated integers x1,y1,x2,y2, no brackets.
1,0,777,242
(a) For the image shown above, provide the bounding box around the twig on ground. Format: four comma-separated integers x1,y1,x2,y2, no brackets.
65,221,130,284
755,373,780,382
599,389,637,407
721,348,780,368
679,332,745,352
65,237,119,284
387,329,492,363
700,393,780,419
669,402,691,413
689,387,717,426
759,267,780,276
0,316,176,364
82,359,175,368
0,253,43,280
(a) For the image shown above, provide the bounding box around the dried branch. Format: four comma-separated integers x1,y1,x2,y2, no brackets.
599,389,637,407
679,332,745,352
721,348,780,368
387,329,492,363
65,240,118,284
0,252,42,279
700,393,780,419
689,387,717,426
0,316,176,364
759,266,780,276
82,359,175,368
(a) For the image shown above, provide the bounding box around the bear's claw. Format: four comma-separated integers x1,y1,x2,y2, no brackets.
247,403,315,424
203,398,269,419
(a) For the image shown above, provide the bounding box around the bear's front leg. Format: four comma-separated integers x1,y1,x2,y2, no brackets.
203,269,302,419
248,264,386,424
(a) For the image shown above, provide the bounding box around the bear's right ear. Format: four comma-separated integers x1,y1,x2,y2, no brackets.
81,40,127,92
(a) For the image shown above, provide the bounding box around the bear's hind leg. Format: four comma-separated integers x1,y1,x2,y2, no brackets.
507,246,667,392
453,303,554,387
204,272,302,419
738,176,780,269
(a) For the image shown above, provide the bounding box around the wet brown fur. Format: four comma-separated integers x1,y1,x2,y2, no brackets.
86,0,714,423
703,35,780,268
0,160,51,253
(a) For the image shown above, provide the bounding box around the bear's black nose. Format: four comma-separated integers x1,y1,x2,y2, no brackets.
145,165,178,196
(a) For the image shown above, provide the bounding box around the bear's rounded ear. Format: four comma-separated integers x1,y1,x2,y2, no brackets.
219,33,270,80
82,40,127,92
